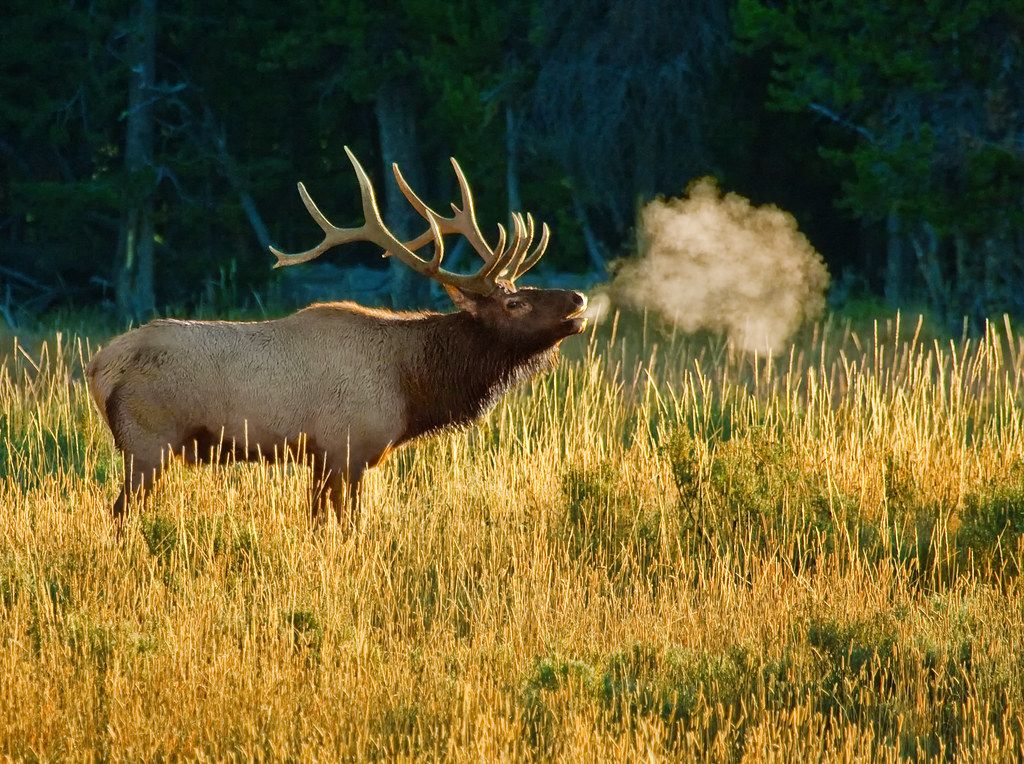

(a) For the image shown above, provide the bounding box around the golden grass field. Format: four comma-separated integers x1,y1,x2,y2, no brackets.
2,312,1024,761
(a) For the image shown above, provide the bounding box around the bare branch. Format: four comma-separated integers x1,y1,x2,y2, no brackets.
808,102,877,142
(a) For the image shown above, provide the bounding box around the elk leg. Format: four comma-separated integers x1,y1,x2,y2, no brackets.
333,472,362,531
309,459,363,533
312,471,361,532
308,454,339,525
112,452,163,519
105,388,171,520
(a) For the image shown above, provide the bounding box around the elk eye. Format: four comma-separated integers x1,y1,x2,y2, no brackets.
505,298,526,310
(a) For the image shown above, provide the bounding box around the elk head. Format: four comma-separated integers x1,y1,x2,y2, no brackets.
270,147,588,348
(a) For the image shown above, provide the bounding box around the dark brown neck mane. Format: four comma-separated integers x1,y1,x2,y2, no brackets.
398,311,558,443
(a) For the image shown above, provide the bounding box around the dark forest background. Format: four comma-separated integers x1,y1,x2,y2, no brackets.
2,0,1023,329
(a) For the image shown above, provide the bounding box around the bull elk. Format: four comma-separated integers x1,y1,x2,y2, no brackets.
87,147,588,523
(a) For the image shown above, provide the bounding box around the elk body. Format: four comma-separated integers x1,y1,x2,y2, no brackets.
87,148,587,523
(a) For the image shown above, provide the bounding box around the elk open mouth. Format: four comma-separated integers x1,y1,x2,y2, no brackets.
563,312,589,334
563,300,589,334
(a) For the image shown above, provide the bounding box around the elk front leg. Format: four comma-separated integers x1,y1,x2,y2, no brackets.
112,451,163,520
308,455,332,525
309,455,362,532
336,472,362,531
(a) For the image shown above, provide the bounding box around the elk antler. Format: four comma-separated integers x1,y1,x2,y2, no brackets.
270,147,550,294
392,158,550,285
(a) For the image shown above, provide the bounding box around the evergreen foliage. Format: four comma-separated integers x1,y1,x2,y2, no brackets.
1,1,1022,322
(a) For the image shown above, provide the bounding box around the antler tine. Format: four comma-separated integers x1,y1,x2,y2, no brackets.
392,159,497,261
497,212,538,279
493,223,507,261
269,182,342,267
483,213,527,281
448,158,490,250
512,221,551,279
271,147,450,279
521,213,536,259
499,213,523,264
390,155,555,290
419,209,447,273
389,164,438,254
347,148,459,277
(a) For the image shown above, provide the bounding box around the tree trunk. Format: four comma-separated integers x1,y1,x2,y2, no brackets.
505,104,522,218
572,192,607,273
213,134,270,253
375,80,431,308
954,231,981,330
883,209,904,307
632,128,658,203
910,223,949,327
116,0,157,322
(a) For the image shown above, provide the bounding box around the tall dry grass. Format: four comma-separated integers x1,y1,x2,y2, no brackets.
1,314,1024,761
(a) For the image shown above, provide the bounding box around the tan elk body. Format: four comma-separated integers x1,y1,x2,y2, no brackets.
87,148,587,521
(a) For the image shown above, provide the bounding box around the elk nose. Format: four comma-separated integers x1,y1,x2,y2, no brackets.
570,291,587,309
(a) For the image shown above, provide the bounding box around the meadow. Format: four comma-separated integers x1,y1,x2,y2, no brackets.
2,310,1024,761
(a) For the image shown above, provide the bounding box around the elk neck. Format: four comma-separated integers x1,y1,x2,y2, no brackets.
398,310,557,443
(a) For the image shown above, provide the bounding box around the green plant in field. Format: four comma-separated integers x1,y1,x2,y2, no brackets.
519,654,600,754
0,556,22,611
601,643,750,724
663,426,702,506
140,510,288,584
559,461,663,583
284,609,324,666
524,655,599,697
140,513,179,564
670,427,844,572
957,469,1024,574
65,616,119,672
807,613,900,702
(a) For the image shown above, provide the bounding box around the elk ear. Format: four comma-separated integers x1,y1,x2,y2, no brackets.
443,285,482,315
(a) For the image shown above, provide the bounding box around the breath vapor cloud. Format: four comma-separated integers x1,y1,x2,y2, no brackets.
614,178,830,354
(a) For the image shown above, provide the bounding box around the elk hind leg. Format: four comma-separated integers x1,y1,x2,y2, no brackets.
105,386,174,520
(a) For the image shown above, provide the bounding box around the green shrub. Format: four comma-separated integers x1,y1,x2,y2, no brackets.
560,461,662,582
